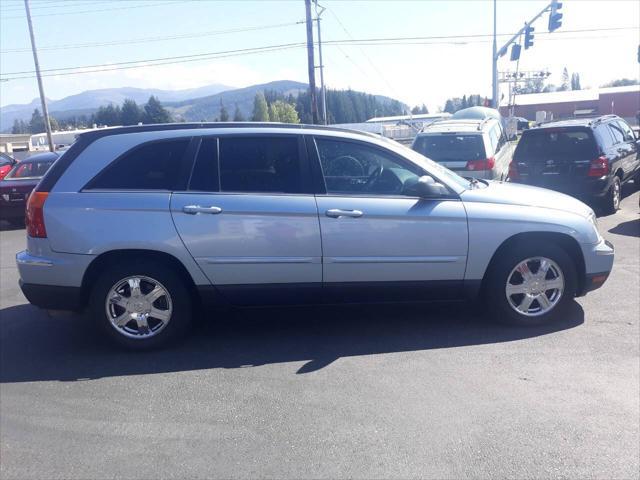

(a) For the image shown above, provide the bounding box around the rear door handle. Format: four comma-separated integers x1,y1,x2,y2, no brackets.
183,205,222,215
325,209,363,218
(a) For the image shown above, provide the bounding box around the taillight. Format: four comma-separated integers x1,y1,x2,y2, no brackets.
588,156,609,177
0,165,11,179
508,161,519,180
25,191,48,238
466,157,495,171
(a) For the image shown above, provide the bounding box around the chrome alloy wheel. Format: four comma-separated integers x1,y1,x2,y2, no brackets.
505,257,564,317
612,180,621,210
105,276,172,339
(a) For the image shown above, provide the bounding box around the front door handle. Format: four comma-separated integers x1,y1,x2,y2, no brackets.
326,208,363,218
183,205,222,215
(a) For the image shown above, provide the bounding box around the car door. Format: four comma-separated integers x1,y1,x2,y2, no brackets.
310,136,469,302
170,134,322,305
606,122,630,178
493,123,512,180
613,120,639,180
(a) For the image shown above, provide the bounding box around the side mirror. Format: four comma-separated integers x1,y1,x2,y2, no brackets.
405,175,449,198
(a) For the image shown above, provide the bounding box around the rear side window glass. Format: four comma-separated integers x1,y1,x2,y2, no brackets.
189,138,219,191
88,139,190,190
595,125,615,150
615,121,635,142
5,160,54,179
515,129,598,162
413,134,486,163
219,136,302,193
607,124,625,144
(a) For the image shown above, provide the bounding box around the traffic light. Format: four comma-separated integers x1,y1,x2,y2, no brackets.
510,44,521,61
524,25,535,49
549,0,563,32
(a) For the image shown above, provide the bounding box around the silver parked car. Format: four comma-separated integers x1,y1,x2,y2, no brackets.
17,123,614,349
412,118,514,181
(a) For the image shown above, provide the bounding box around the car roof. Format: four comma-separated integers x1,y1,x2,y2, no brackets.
21,152,59,163
418,118,497,134
533,115,621,130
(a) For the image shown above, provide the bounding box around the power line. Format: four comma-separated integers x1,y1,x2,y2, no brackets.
0,0,118,13
1,0,190,19
1,26,636,81
0,43,309,81
1,20,305,53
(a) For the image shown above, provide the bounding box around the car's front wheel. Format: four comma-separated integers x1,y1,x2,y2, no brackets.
485,242,577,326
88,260,192,349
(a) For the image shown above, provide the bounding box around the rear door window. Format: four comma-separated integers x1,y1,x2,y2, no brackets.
514,129,598,162
607,123,625,144
218,136,303,193
188,138,219,192
87,138,190,190
413,134,486,163
615,120,635,142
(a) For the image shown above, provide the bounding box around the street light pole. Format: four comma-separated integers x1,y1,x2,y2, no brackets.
24,0,54,152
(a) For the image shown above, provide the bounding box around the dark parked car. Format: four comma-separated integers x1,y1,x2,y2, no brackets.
0,152,57,224
0,153,17,180
509,115,640,213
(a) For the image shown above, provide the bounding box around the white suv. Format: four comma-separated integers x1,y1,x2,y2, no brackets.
412,118,514,181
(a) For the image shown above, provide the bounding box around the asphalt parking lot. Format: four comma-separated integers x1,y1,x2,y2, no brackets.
1,188,638,479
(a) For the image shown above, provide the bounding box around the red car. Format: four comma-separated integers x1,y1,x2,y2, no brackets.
0,152,57,225
0,153,17,180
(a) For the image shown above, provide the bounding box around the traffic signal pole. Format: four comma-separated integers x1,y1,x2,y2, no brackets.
492,0,560,109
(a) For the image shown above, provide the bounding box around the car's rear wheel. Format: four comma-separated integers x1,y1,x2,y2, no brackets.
88,260,192,349
602,176,621,214
485,242,577,326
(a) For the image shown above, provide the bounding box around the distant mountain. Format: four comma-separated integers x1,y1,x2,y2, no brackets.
168,80,308,121
0,83,232,131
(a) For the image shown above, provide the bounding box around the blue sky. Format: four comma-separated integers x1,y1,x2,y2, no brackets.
1,0,639,110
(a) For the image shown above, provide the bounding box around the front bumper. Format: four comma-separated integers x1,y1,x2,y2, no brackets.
577,238,614,296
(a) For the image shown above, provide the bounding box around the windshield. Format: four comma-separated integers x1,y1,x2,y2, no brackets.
413,134,486,163
381,137,472,190
5,160,54,179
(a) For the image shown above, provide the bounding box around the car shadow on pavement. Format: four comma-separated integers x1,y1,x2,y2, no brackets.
0,301,584,383
608,218,640,237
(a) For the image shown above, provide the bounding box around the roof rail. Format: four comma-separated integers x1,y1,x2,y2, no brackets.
590,114,619,126
75,122,383,142
477,116,496,131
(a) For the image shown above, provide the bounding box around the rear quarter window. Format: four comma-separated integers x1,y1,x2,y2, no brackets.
514,129,598,162
86,138,190,190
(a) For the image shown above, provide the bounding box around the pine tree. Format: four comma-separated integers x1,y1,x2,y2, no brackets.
571,73,581,91
559,67,570,91
420,104,429,114
443,100,455,114
411,106,421,115
121,99,142,125
219,100,229,122
233,104,244,122
252,92,269,121
143,96,172,124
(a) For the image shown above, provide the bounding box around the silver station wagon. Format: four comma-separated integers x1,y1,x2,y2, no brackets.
17,124,614,349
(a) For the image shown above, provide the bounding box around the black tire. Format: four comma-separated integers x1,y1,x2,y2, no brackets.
602,176,621,215
484,241,577,326
88,259,192,350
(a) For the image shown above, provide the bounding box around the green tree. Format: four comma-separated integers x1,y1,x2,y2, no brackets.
121,99,142,125
268,100,300,123
252,92,269,121
219,101,229,122
28,108,58,133
570,73,582,91
443,99,455,114
411,106,421,115
601,78,638,87
232,104,244,121
94,104,122,126
11,119,29,134
558,67,570,91
420,104,429,114
143,96,172,124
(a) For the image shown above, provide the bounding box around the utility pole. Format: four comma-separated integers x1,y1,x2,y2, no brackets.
492,0,498,109
304,0,319,124
314,1,327,125
24,0,54,152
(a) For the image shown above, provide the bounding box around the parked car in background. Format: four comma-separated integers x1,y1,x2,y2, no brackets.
0,153,17,180
412,118,514,180
16,123,613,350
509,115,640,214
0,152,58,225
